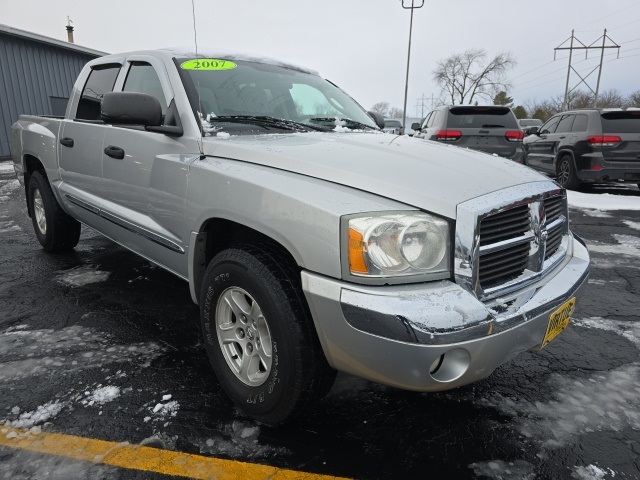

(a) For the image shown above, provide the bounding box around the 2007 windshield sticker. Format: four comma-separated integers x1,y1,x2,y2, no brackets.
180,59,236,71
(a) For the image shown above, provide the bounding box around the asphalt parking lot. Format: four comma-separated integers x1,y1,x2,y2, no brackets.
1,160,639,480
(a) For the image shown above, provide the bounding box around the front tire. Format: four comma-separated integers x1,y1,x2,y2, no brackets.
200,244,336,425
28,171,81,252
556,155,581,190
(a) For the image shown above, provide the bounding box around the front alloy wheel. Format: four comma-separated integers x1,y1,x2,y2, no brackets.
33,189,47,235
216,286,273,387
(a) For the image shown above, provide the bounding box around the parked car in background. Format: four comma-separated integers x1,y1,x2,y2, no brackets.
523,108,640,189
383,118,403,135
412,105,525,163
519,118,543,135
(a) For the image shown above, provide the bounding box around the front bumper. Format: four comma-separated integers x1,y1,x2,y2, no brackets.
302,234,589,392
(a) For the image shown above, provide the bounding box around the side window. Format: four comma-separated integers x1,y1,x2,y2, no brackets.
555,115,575,134
540,116,561,134
75,65,121,120
123,62,168,116
571,114,588,132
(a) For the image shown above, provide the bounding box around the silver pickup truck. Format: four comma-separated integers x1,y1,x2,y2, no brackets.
11,48,589,424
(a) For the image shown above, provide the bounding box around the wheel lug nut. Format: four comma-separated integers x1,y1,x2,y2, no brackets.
247,343,253,353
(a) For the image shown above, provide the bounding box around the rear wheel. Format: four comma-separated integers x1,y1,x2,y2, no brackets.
556,155,581,190
28,171,81,252
200,244,336,425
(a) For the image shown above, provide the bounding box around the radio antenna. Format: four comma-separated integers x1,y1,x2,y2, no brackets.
191,0,205,159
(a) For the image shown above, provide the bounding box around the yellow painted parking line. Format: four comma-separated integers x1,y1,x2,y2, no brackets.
0,427,349,480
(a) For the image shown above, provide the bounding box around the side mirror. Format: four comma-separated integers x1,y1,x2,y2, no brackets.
528,126,539,135
101,92,162,126
367,111,385,129
411,122,421,131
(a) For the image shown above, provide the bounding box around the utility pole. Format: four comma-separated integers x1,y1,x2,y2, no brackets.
401,0,424,133
555,29,620,109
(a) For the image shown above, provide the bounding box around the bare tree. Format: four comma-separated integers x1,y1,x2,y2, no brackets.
568,91,593,109
626,90,640,107
388,107,404,119
596,89,625,108
433,49,516,105
370,101,389,116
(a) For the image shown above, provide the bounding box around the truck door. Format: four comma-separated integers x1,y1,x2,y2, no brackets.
58,64,121,231
100,57,195,278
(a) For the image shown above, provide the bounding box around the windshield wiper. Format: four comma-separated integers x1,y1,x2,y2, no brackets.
309,117,378,131
207,115,328,132
481,124,506,128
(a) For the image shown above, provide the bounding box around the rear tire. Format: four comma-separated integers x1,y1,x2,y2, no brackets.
200,244,336,425
28,171,81,252
556,155,581,190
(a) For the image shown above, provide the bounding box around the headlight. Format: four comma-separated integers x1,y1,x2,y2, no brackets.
343,211,451,282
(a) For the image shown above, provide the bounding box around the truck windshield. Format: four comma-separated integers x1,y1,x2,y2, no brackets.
176,57,377,133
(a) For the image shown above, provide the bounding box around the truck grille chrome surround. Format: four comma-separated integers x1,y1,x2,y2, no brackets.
455,181,570,302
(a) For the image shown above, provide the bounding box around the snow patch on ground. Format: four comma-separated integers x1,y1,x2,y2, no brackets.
0,220,22,233
574,316,640,349
567,190,640,210
199,420,290,459
85,386,121,405
0,325,164,382
591,257,640,271
3,401,64,429
469,459,536,480
143,396,179,428
477,364,640,449
0,178,20,201
572,464,617,480
585,234,640,258
57,266,110,287
623,220,640,230
576,209,612,218
0,162,15,173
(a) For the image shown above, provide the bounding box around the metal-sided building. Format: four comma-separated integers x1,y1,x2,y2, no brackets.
0,24,105,159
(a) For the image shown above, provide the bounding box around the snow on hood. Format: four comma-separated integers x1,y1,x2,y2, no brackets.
202,132,549,218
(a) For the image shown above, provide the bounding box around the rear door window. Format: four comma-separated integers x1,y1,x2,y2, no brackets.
600,111,640,133
555,115,575,134
76,64,121,120
571,114,588,132
446,107,518,129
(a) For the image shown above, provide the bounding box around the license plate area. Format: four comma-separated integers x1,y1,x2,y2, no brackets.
542,297,576,347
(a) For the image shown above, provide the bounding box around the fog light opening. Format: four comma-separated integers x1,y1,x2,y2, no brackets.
429,348,471,383
429,354,445,374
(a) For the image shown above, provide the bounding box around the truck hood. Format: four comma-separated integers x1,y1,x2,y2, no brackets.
202,132,549,219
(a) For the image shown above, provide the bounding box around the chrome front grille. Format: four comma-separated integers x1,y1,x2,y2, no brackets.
479,204,530,246
455,182,570,301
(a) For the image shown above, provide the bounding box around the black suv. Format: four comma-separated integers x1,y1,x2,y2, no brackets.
411,105,525,162
524,108,640,189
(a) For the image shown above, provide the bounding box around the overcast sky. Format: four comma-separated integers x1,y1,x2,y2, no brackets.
3,0,640,118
